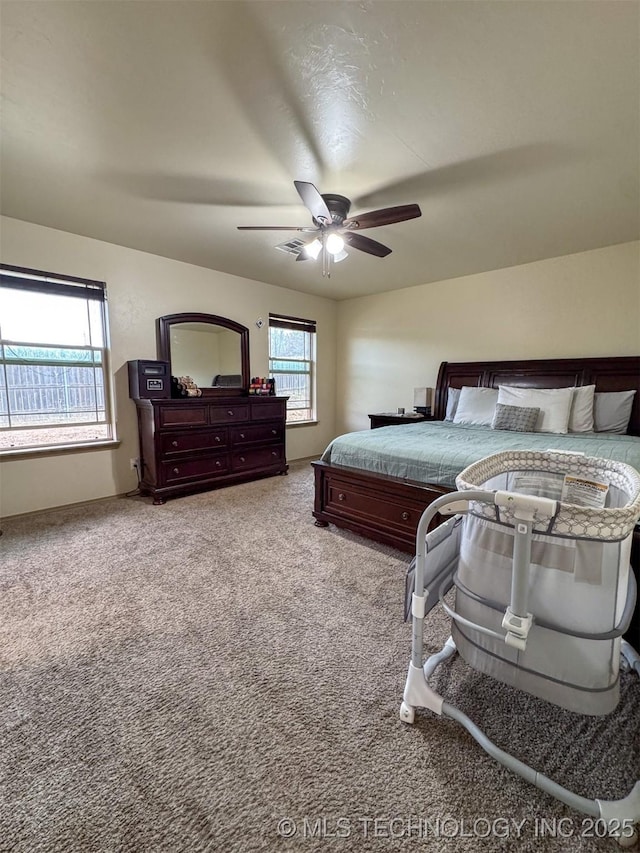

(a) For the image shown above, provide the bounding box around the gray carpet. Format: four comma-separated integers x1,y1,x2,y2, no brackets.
1,460,638,852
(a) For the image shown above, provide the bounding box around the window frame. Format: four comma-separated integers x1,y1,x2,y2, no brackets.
0,263,117,455
268,313,317,425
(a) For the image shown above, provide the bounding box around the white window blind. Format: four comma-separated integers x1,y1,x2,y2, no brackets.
0,264,114,451
268,313,316,423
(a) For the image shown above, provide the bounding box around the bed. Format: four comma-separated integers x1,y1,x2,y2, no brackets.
312,355,640,554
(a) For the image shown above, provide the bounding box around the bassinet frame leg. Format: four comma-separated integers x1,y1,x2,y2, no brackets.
621,639,640,677
401,641,640,846
401,636,457,723
442,701,640,846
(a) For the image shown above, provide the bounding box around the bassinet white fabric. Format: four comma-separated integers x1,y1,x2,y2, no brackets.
452,451,640,715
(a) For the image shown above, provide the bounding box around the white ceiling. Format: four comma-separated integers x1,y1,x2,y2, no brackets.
1,1,638,300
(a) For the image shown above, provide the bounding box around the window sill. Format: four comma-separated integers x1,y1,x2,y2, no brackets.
0,439,121,460
286,420,318,429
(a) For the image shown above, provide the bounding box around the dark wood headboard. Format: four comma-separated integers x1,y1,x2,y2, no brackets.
434,356,640,435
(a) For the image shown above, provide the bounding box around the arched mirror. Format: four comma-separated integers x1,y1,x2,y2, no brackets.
156,313,250,396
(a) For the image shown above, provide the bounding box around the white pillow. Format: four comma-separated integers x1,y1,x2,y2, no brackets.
568,385,595,433
445,387,461,421
453,386,498,426
497,386,574,434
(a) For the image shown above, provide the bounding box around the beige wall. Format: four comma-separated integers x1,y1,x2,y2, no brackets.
336,242,639,434
0,217,337,517
2,220,637,517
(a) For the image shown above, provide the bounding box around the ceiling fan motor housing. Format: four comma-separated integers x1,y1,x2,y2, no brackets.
319,194,351,226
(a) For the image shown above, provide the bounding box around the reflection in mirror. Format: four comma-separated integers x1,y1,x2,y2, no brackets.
170,323,242,388
156,313,250,396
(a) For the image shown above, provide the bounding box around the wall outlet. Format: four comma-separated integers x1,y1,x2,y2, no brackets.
130,457,140,471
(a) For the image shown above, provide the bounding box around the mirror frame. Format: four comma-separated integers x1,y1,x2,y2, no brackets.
156,312,250,397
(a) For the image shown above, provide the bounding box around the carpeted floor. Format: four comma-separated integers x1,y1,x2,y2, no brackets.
1,460,638,852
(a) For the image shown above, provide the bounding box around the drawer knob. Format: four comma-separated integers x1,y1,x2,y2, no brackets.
239,456,245,462
338,493,346,501
227,410,234,416
401,511,410,520
271,429,277,435
215,436,221,442
173,467,179,474
271,451,277,456
239,433,245,439
171,440,178,447
215,460,221,467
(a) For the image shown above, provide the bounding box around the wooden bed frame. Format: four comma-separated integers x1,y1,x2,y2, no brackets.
312,355,640,554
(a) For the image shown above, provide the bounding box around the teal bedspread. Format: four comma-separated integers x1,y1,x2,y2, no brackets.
321,421,640,487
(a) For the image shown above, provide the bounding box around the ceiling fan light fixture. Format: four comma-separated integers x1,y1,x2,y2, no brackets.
333,249,349,263
326,233,345,255
304,238,322,260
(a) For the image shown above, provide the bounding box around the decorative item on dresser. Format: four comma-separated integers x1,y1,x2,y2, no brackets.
133,395,288,504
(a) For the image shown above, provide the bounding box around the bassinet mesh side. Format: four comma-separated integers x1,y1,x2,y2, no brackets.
451,451,640,716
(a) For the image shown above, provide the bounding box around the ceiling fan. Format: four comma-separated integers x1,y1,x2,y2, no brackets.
237,180,422,276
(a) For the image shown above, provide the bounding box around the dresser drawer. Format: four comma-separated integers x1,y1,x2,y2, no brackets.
161,454,229,484
230,422,283,446
232,445,284,470
160,429,227,457
250,399,287,421
158,405,208,428
209,404,250,424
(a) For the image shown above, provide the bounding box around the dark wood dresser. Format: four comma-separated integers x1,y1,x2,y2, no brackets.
134,396,288,504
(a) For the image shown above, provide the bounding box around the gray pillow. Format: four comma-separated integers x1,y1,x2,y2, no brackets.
594,390,636,434
491,403,540,432
445,387,461,421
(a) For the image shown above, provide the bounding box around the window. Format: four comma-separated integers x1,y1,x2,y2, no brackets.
0,264,114,452
268,313,316,423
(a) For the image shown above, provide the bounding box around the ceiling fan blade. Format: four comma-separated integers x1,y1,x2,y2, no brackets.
344,233,392,258
294,181,332,224
343,204,422,230
237,226,317,231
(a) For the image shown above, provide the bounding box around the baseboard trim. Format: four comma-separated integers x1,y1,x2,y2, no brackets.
1,491,132,523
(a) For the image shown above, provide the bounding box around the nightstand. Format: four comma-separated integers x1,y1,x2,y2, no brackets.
368,412,429,429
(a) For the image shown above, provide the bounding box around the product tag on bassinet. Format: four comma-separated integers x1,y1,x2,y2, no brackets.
512,474,564,500
561,475,609,508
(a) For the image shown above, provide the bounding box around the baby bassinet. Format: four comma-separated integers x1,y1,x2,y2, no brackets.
401,450,640,846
